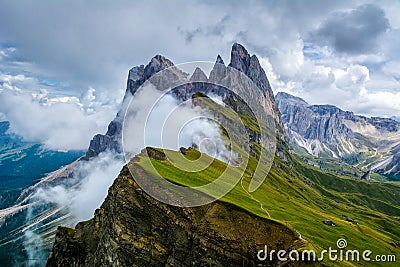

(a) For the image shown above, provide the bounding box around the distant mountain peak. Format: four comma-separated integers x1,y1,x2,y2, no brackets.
275,92,309,106
189,67,208,82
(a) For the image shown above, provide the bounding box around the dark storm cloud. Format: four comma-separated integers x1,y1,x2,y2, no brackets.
312,4,390,54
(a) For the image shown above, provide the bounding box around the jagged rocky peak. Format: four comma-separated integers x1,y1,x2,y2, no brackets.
128,65,144,82
87,55,178,158
228,43,271,93
216,54,225,65
143,54,174,79
229,43,250,73
189,67,208,82
209,54,227,83
248,54,271,91
87,43,288,158
227,43,287,144
127,55,176,96
277,92,400,180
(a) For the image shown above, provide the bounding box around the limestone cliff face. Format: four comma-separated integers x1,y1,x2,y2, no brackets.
229,43,284,133
85,55,176,158
86,43,288,158
47,163,305,267
276,92,400,179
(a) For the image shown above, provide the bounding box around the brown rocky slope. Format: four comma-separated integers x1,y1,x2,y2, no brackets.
46,158,315,266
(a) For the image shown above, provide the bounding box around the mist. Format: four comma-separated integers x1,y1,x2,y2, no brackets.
25,83,235,235
0,88,116,151
33,152,123,222
123,84,236,163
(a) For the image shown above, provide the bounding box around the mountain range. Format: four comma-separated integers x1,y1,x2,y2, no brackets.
0,43,399,266
276,92,400,181
44,44,400,266
86,43,287,160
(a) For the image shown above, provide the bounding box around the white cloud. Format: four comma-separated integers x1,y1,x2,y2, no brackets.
270,58,400,117
0,86,116,150
123,84,235,163
0,0,398,121
33,151,123,222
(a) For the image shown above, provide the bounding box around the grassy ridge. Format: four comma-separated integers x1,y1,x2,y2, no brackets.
132,147,400,266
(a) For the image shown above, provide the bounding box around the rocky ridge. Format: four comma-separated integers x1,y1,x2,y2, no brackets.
276,92,400,180
86,43,287,159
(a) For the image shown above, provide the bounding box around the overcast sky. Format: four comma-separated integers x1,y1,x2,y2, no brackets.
0,0,399,149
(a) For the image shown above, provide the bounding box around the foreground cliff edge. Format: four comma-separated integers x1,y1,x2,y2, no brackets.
47,150,304,266
46,146,400,267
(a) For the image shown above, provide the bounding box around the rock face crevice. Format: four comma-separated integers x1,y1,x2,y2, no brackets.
47,164,303,267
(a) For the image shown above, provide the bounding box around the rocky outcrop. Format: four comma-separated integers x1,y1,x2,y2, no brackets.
361,170,371,181
189,67,208,82
228,44,286,139
86,43,288,159
85,134,120,158
86,55,177,158
276,92,400,180
47,160,303,267
276,92,355,147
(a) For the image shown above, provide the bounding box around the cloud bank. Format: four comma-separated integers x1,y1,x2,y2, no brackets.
0,86,116,151
123,84,235,163
0,0,398,121
33,152,123,222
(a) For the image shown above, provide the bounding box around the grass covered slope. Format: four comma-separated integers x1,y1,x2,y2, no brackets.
132,147,400,266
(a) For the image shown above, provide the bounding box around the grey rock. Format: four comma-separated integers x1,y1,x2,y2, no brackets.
189,67,208,82
276,92,400,180
85,134,120,158
86,55,176,158
87,43,289,160
361,170,371,181
323,220,335,226
216,54,224,65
